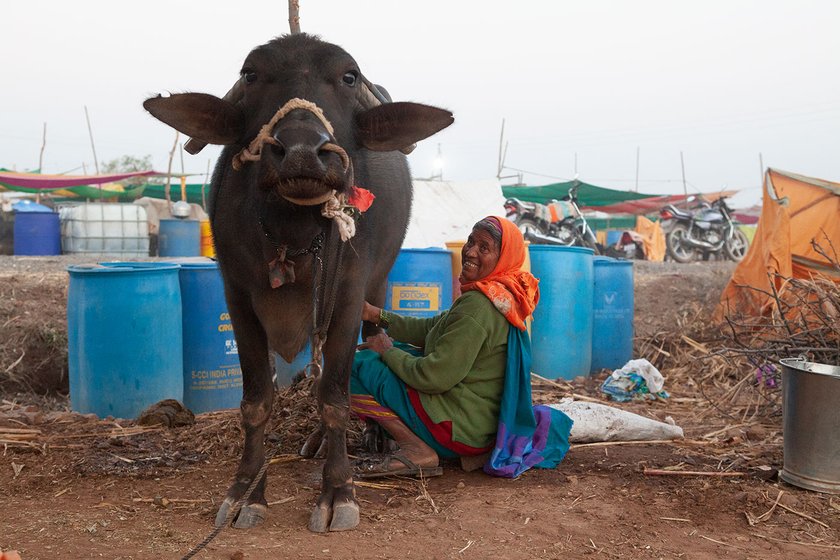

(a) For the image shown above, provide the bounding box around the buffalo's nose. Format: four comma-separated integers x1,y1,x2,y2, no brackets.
270,128,334,167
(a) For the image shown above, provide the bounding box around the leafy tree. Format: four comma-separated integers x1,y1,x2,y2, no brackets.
101,155,159,185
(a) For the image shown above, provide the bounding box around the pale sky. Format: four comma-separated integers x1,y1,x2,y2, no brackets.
2,1,838,208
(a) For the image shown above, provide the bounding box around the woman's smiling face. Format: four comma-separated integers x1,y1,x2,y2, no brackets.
460,227,501,282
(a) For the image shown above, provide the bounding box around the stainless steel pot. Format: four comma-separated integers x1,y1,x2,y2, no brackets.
780,358,840,493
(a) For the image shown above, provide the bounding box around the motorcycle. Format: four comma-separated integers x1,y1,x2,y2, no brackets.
504,183,600,253
659,196,749,263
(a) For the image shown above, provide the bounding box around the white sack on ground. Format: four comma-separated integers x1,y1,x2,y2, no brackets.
549,398,684,443
403,179,507,248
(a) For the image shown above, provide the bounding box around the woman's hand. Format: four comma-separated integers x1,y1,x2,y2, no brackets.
359,333,393,355
362,301,381,324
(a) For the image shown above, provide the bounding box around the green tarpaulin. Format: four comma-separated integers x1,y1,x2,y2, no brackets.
586,216,640,231
140,183,209,205
502,180,656,207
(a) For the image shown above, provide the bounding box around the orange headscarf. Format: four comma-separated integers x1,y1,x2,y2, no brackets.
460,216,540,331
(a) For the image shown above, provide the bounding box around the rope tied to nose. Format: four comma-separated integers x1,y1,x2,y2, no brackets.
232,97,358,241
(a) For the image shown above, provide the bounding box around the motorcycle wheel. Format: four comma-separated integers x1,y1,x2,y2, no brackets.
666,224,698,263
516,218,543,238
725,228,750,261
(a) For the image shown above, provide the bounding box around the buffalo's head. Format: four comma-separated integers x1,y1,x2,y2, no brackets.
144,33,453,205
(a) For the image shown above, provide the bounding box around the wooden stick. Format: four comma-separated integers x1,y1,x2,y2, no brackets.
36,122,47,203
267,496,296,506
0,428,42,434
774,502,830,529
699,535,742,549
531,372,573,389
288,0,301,33
268,454,302,465
132,497,210,504
751,533,840,550
84,106,100,175
571,439,707,449
164,131,179,208
643,468,747,477
701,422,752,440
0,439,40,447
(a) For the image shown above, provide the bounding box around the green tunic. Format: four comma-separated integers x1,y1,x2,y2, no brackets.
381,290,509,449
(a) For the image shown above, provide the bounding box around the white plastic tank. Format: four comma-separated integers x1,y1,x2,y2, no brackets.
59,203,150,256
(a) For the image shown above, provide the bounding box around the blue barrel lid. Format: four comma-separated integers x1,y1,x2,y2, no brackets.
175,262,219,270
12,200,54,213
528,245,595,255
158,257,218,270
68,263,181,274
399,247,451,253
594,256,633,266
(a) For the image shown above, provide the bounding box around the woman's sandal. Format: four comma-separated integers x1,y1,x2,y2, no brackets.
357,453,443,479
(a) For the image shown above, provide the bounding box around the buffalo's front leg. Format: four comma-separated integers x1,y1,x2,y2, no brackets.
308,325,360,532
215,292,274,529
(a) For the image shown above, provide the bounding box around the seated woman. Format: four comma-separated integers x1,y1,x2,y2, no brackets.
351,216,559,477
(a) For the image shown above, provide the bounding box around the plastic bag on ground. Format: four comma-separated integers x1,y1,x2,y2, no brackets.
601,358,669,402
549,398,684,443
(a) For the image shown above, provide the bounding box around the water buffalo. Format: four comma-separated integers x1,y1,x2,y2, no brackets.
143,33,453,532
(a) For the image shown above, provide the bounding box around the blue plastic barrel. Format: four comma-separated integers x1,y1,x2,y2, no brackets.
529,245,594,379
13,211,60,255
159,219,200,257
67,263,183,419
591,257,634,372
178,262,243,413
385,248,453,318
606,230,623,246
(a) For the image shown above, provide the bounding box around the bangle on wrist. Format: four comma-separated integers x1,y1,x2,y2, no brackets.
378,308,390,329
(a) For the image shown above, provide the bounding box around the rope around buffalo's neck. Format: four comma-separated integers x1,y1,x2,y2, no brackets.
232,98,356,240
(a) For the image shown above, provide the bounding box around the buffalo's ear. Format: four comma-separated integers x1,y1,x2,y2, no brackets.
355,102,453,152
143,93,245,146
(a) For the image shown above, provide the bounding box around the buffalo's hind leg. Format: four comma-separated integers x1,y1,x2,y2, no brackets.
215,293,274,529
308,326,360,532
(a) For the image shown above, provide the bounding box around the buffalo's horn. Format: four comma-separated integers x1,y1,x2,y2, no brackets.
184,77,246,154
361,77,392,105
359,76,416,155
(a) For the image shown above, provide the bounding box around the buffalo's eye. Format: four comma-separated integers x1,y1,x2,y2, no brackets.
244,71,258,84
342,71,358,86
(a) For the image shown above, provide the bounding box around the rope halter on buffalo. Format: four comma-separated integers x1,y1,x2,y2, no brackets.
233,97,358,242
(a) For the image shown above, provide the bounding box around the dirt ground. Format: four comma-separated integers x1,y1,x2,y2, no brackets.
1,256,838,560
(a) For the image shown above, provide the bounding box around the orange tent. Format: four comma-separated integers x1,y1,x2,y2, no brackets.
717,169,840,318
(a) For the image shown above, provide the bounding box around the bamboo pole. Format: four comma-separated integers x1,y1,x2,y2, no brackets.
84,106,100,198
634,146,640,192
496,118,505,179
36,123,46,203
179,143,187,202
288,0,301,33
201,158,210,211
165,131,180,209
680,151,688,209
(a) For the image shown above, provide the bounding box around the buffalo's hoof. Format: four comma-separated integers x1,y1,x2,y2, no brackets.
329,502,360,532
300,425,326,458
308,500,359,533
214,498,267,529
308,503,331,533
232,503,267,529
214,497,236,528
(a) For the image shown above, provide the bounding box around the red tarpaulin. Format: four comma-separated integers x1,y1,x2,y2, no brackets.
0,170,156,190
584,194,692,214
586,190,739,215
